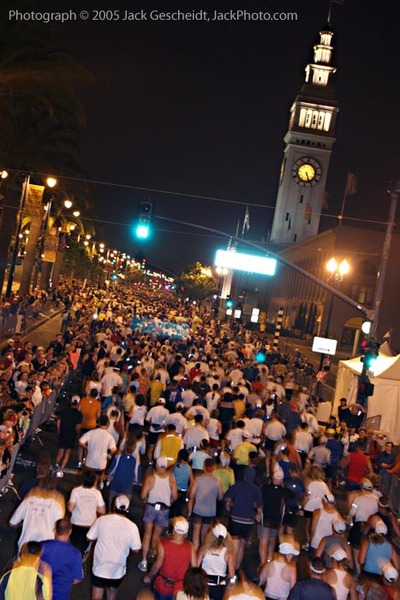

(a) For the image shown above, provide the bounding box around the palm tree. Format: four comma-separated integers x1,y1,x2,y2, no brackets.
0,3,91,294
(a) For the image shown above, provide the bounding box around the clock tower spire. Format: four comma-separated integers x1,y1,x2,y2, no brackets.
270,25,339,245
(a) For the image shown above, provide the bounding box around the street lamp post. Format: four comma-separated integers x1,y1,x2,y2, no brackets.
318,257,350,371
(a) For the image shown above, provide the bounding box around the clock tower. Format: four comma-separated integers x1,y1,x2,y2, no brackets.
270,25,339,245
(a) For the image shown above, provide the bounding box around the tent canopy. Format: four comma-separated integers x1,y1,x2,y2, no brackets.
334,348,400,443
339,352,400,380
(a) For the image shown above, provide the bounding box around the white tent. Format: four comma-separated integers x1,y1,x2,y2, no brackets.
334,349,400,443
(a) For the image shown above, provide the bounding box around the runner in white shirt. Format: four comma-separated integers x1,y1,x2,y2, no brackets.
67,470,106,552
79,415,117,475
181,387,197,408
183,415,209,450
264,414,287,474
205,386,221,412
186,403,210,424
87,495,141,594
224,421,249,452
101,369,123,397
294,423,314,467
165,403,187,435
10,481,65,551
246,412,265,446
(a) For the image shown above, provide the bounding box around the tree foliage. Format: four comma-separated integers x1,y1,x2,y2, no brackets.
176,262,218,302
0,1,93,292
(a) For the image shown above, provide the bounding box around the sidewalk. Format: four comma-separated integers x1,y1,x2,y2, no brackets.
0,301,65,348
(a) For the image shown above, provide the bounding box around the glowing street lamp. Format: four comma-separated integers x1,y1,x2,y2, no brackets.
319,256,351,369
46,177,57,188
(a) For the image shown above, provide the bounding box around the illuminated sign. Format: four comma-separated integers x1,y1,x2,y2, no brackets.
312,336,338,356
214,250,277,276
234,309,242,319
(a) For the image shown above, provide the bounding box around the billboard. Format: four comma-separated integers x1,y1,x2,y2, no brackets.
214,249,277,276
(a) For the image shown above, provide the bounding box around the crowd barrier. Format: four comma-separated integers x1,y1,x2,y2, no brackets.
0,298,58,337
380,470,400,515
293,371,336,405
0,372,72,498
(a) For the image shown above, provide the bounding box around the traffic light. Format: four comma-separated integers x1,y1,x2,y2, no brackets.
360,338,380,370
140,258,147,270
225,296,234,309
135,200,152,239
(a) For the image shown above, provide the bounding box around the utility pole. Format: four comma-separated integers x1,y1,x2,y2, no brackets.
369,181,400,337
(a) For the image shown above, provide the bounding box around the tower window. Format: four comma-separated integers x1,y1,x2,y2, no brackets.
305,110,312,128
299,108,306,127
285,212,289,221
299,195,303,204
293,234,297,242
323,113,332,132
311,111,318,128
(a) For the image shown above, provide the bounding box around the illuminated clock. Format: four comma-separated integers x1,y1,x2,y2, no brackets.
291,157,322,187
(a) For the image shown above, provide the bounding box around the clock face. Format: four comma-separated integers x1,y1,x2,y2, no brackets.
292,157,322,187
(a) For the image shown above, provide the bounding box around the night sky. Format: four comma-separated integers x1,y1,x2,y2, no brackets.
30,0,400,273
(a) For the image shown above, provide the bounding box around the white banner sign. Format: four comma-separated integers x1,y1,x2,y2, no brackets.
312,336,338,356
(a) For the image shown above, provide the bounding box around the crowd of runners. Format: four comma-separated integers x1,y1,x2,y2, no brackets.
0,283,399,600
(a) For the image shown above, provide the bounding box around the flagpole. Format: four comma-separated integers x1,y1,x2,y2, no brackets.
338,181,348,228
327,0,333,24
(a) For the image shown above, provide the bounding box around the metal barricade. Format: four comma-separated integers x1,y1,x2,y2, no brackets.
0,444,21,498
380,470,400,515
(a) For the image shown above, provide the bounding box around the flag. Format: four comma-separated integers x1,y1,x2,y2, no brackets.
241,205,250,235
332,0,344,5
345,172,358,195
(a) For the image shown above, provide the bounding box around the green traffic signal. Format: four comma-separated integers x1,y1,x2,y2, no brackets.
364,353,378,369
135,200,153,240
135,224,150,239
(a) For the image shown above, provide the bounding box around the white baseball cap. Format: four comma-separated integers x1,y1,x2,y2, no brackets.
362,478,373,490
333,519,346,533
173,517,189,535
279,541,300,556
213,523,228,539
330,546,347,561
114,495,130,512
382,563,399,583
375,520,388,535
